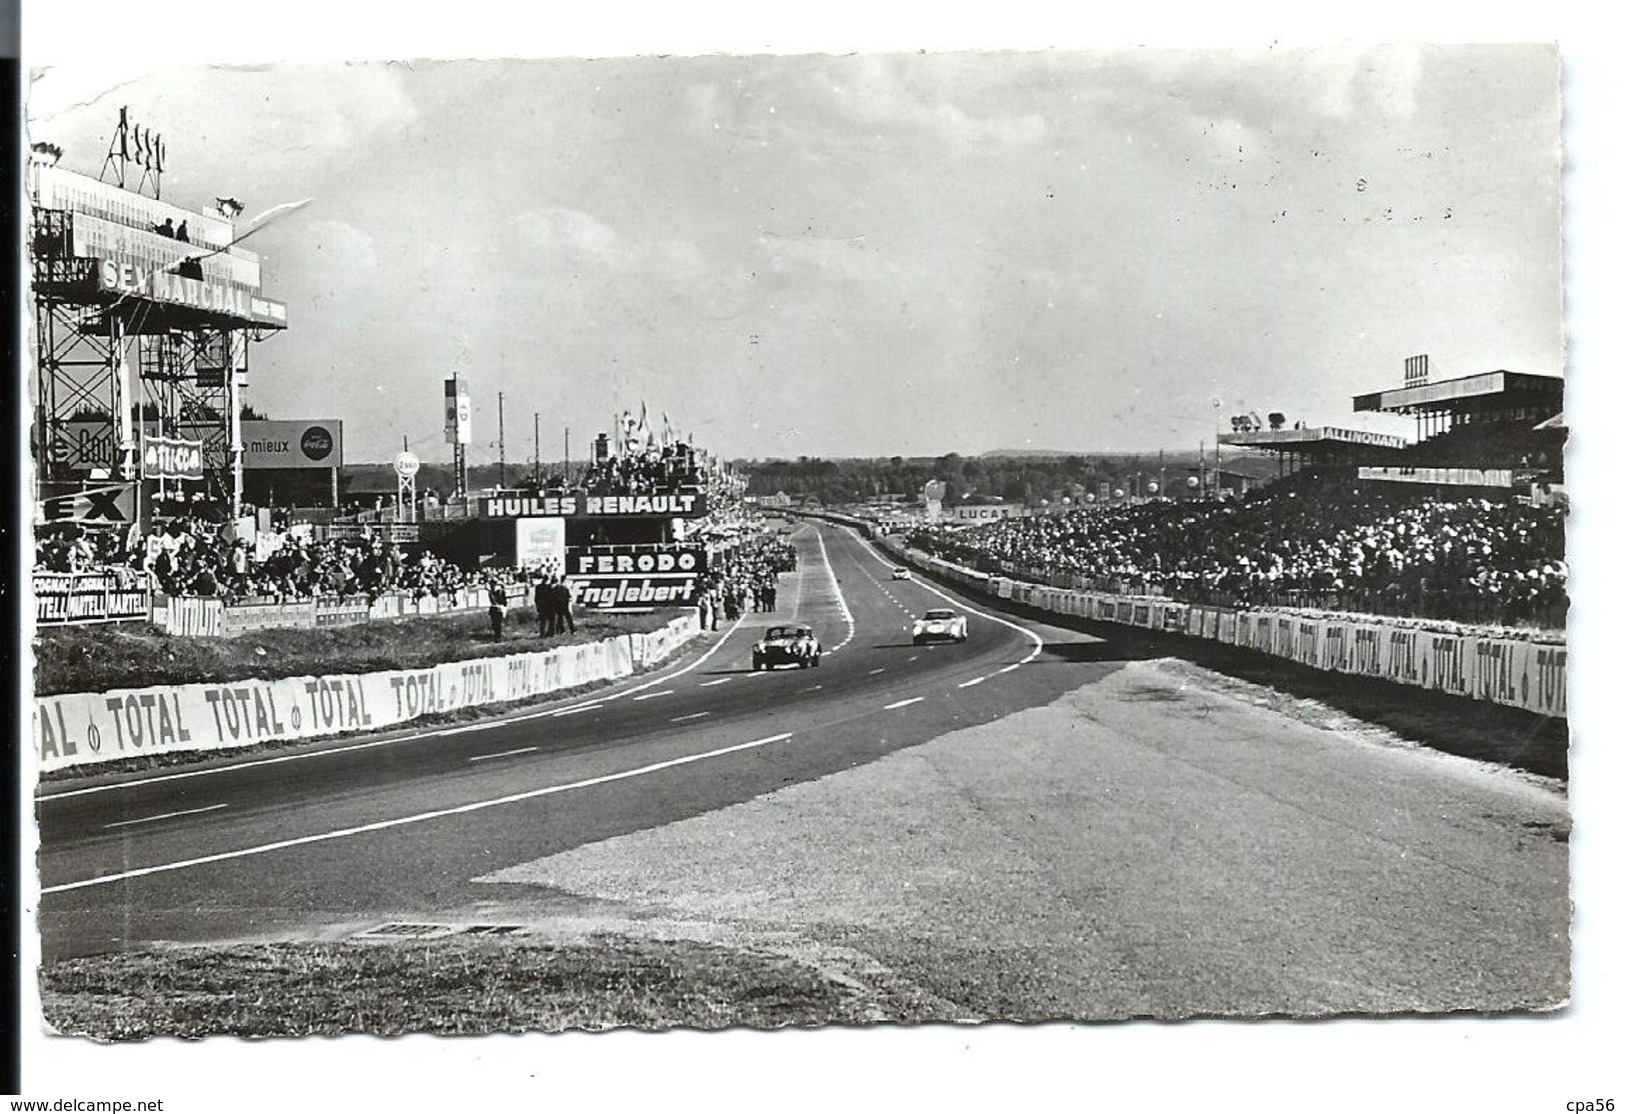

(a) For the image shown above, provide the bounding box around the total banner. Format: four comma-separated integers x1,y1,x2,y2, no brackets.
35,615,699,773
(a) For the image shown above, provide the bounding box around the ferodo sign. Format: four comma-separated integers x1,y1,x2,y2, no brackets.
567,547,706,610
569,549,706,576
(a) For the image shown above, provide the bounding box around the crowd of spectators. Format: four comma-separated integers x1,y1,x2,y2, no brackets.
697,526,799,627
907,474,1567,628
578,443,701,496
35,518,484,604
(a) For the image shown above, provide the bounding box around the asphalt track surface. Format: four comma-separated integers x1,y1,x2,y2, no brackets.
37,521,1083,960
36,519,1569,1017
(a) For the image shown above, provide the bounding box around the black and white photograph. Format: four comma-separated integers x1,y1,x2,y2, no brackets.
12,5,1619,1112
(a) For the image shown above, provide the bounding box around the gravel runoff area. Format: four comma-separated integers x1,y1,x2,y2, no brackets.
42,655,1569,1037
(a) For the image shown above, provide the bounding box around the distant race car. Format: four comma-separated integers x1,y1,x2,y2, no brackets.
912,608,968,644
891,567,912,580
753,624,823,670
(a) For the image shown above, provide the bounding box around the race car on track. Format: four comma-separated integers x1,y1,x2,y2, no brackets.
891,567,912,580
912,608,968,644
752,624,823,670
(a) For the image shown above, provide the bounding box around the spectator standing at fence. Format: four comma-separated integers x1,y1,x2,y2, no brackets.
553,576,576,635
534,573,556,638
698,590,713,631
488,577,509,641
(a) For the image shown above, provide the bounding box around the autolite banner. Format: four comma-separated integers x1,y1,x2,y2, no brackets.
142,435,204,481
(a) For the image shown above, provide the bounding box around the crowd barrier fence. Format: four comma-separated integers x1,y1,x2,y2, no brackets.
867,535,1566,722
35,613,701,773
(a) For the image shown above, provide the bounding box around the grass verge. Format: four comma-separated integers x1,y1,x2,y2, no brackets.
41,936,937,1038
33,607,683,697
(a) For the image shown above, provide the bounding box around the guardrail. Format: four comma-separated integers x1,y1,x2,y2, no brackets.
35,613,701,773
871,535,1567,721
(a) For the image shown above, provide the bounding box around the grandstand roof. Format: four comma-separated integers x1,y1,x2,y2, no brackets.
1218,426,1409,455
1352,370,1562,416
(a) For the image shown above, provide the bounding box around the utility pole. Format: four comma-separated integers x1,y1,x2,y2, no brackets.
533,411,540,487
564,426,571,484
497,390,507,489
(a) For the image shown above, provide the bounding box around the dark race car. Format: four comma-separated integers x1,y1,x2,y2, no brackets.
752,624,823,670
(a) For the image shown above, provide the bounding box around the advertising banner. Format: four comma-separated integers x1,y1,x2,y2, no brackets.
93,256,287,326
34,573,149,624
568,549,706,610
142,435,205,481
35,482,138,527
480,492,708,519
35,615,699,773
515,517,567,571
445,378,472,446
241,420,343,470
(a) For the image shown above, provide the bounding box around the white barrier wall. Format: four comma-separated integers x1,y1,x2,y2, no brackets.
881,538,1566,720
35,614,700,774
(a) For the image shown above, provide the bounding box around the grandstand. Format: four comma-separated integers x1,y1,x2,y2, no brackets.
905,355,1567,633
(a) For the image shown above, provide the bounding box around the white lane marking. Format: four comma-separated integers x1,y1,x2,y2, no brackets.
846,529,1045,667
553,704,602,717
40,616,749,804
699,677,734,687
802,685,823,692
103,803,228,830
42,732,796,895
670,711,711,723
468,746,538,764
812,525,857,656
997,664,1021,674
632,690,675,701
746,670,771,678
868,668,886,675
958,677,988,688
883,697,925,710
909,656,919,662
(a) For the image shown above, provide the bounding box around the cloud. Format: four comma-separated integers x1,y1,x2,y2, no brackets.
516,206,631,267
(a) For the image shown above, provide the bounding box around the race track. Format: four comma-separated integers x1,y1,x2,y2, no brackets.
36,521,1568,1017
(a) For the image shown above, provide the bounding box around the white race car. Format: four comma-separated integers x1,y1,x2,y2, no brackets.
912,608,968,644
891,567,912,580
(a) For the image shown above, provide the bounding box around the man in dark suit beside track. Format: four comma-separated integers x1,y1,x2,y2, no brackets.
534,572,557,638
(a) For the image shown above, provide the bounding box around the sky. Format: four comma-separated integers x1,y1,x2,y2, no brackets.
27,45,1562,465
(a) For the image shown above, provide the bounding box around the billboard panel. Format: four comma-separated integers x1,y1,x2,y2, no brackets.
480,492,707,519
567,546,707,611
142,435,205,481
515,517,566,572
241,421,343,469
35,483,138,527
445,379,472,445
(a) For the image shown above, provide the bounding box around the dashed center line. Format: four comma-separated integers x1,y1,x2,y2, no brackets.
669,711,711,723
868,668,886,675
632,690,675,701
104,803,228,830
553,704,601,717
802,684,823,692
958,677,988,688
699,677,733,687
883,697,925,710
468,746,538,764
